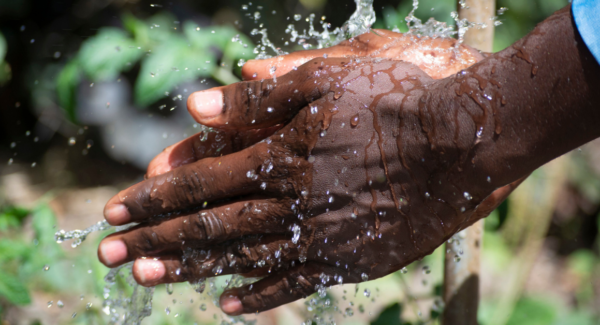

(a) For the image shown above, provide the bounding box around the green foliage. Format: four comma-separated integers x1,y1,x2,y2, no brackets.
0,32,11,85
77,28,142,81
0,273,31,309
371,302,403,325
0,271,31,305
56,60,81,122
0,205,28,230
0,203,63,310
134,35,214,106
505,297,557,325
56,12,255,120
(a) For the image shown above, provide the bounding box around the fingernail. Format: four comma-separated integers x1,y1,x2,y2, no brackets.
134,259,166,284
220,294,243,315
104,204,130,225
99,239,128,266
190,90,223,119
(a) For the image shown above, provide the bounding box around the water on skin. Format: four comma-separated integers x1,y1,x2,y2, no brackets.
53,0,500,323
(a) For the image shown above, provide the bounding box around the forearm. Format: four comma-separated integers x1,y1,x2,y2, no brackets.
429,6,600,198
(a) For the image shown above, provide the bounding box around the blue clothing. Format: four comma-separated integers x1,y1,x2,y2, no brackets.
572,0,600,64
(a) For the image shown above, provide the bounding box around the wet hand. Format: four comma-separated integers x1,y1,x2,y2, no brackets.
145,30,483,177
98,32,519,316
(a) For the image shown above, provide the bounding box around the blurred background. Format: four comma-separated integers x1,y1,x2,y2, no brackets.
3,0,600,324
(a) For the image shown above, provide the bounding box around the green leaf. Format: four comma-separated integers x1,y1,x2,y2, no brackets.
31,204,58,246
0,60,11,85
78,28,143,81
371,302,403,325
184,23,254,58
123,13,149,47
567,249,596,277
0,206,29,231
0,239,31,262
0,33,11,85
506,297,557,325
0,270,31,305
56,59,81,122
0,32,6,61
134,35,215,106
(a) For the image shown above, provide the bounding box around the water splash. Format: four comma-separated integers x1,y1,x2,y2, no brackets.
253,0,376,59
55,220,113,248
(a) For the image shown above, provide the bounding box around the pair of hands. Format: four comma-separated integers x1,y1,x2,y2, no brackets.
98,30,520,315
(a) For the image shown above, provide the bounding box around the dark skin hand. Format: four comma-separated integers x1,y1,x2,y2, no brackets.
98,6,600,315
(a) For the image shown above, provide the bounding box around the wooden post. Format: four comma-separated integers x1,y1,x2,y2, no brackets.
442,1,495,324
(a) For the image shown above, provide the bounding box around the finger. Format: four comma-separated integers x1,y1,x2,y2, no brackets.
240,29,406,81
98,199,294,267
241,46,360,81
146,126,282,178
104,142,276,225
131,236,298,286
186,57,343,129
219,262,358,315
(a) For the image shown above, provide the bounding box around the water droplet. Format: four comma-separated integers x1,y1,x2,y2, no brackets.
57,300,64,308
68,137,76,146
463,192,472,200
345,307,354,316
400,267,408,274
71,312,77,318
307,156,315,163
260,182,267,190
291,224,301,244
310,104,318,114
47,301,53,308
294,14,302,21
267,107,274,113
200,303,207,311
361,273,368,281
43,265,50,271
328,196,334,203
166,283,174,295
31,162,36,168
165,307,171,315
8,158,13,165
350,114,359,127
212,265,223,275
363,289,371,297
487,176,491,183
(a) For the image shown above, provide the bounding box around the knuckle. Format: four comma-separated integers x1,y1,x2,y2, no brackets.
131,228,161,255
187,211,226,243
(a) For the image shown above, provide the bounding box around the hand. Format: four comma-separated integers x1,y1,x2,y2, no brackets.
145,30,483,177
145,30,518,218
98,31,520,315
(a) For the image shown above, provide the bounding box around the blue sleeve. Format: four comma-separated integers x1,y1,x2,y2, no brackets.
572,0,600,64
